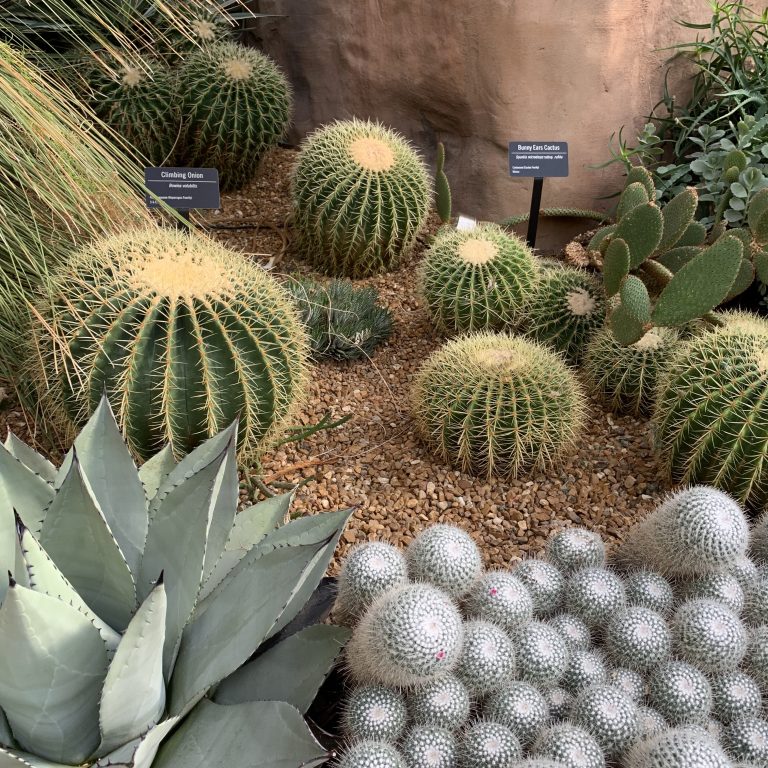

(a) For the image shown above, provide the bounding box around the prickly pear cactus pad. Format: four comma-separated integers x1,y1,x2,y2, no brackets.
291,119,431,278
176,42,291,191
29,227,308,460
411,332,585,479
419,223,539,333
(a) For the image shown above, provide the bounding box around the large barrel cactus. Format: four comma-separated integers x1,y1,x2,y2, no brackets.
0,398,351,768
292,119,432,278
30,227,308,460
176,41,291,191
411,332,584,478
419,222,539,333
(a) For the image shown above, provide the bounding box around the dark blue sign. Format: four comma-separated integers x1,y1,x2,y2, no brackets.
145,167,221,210
509,142,569,178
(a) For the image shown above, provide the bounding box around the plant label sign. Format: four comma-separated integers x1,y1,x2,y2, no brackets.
144,167,221,210
508,142,569,177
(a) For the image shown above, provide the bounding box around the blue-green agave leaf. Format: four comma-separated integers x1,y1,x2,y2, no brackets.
93,718,179,768
214,624,350,713
0,748,77,768
0,582,107,764
40,455,136,631
137,447,176,504
3,434,55,484
0,708,14,749
0,445,54,535
0,490,12,605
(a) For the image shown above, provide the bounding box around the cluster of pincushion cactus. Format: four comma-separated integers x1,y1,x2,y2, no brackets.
332,486,768,768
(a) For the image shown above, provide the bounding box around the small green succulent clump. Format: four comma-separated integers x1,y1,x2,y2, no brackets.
514,560,564,617
401,726,457,768
292,119,431,278
710,670,764,724
412,332,585,479
456,620,516,694
647,661,712,725
532,723,606,768
335,740,407,768
521,265,605,365
571,683,640,759
284,277,394,361
406,524,483,598
465,572,534,631
679,570,744,613
624,726,732,768
564,567,626,628
547,614,591,651
177,42,292,191
624,570,675,615
723,716,768,765
407,675,471,730
341,686,408,742
485,681,550,746
605,607,671,672
513,620,570,687
546,528,606,573
419,223,539,333
458,720,522,767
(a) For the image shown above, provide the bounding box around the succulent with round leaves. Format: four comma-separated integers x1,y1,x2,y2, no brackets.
458,720,522,768
346,583,464,688
455,620,516,695
614,486,750,578
341,685,408,742
723,716,768,765
335,541,409,624
547,614,591,652
624,570,675,615
407,675,471,731
679,570,744,613
464,572,534,632
513,620,570,687
671,598,747,672
624,726,732,768
545,528,606,574
176,42,291,192
419,223,539,333
647,661,712,725
513,560,564,617
560,649,608,695
335,740,407,768
484,681,550,747
521,265,605,365
0,398,352,768
541,686,573,721
744,625,768,694
30,228,308,461
292,119,431,278
570,683,640,759
532,723,606,768
605,606,671,672
401,726,457,768
635,707,668,741
411,333,585,479
710,670,763,724
564,567,626,629
406,524,483,598
582,325,681,416
743,576,768,626
609,668,646,702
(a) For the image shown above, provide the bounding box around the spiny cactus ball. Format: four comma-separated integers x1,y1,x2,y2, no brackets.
624,726,732,768
547,614,591,652
346,583,464,688
532,723,606,768
671,599,747,672
546,528,606,574
521,265,605,365
30,228,308,460
458,721,522,768
292,119,431,278
335,542,409,623
177,42,292,191
570,683,640,759
335,740,407,768
582,325,681,416
729,555,760,588
647,661,712,725
541,686,573,720
744,625,768,693
624,570,674,615
465,572,534,631
513,620,570,687
455,620,516,694
514,560,564,617
743,576,768,626
679,570,744,613
419,223,539,333
407,675,471,730
412,333,585,479
564,567,626,628
485,681,550,747
341,686,408,742
636,707,668,741
401,726,457,768
752,511,768,565
406,524,483,598
609,668,645,703
560,649,608,695
710,670,763,724
723,716,768,765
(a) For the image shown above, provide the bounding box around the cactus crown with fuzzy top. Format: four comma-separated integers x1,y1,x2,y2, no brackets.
532,723,605,768
624,570,675,615
723,715,768,764
624,726,732,768
547,613,591,651
485,681,550,747
407,674,471,730
605,606,671,672
341,686,408,742
458,720,522,768
560,649,608,695
514,560,564,617
647,661,712,725
710,670,764,724
564,567,626,628
465,571,534,631
546,527,606,574
455,620,516,694
335,740,407,768
513,620,570,687
571,683,640,759
401,726,456,768
680,570,744,613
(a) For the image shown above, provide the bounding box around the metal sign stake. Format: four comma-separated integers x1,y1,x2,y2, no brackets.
526,176,544,249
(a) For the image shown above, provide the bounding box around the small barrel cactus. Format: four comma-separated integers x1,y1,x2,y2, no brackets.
458,720,522,768
541,686,573,721
624,570,675,615
341,686,408,742
335,740,407,768
419,223,539,333
671,598,747,672
647,661,712,725
346,583,464,688
406,524,483,598
513,560,564,617
547,614,591,652
582,325,681,415
176,42,292,191
744,624,768,693
560,649,608,695
635,707,668,741
723,716,768,765
455,620,516,694
624,726,732,768
545,528,606,574
335,542,409,623
485,681,550,747
411,333,585,479
532,723,606,768
679,570,744,613
615,486,749,578
513,620,570,687
292,119,431,278
465,571,534,631
710,670,764,724
610,668,646,702
30,228,308,460
570,683,640,759
401,726,457,768
521,265,605,365
743,576,768,626
407,675,471,730
564,567,626,628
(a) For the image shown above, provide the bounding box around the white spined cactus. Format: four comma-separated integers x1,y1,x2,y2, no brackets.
484,681,550,747
609,668,646,702
624,570,674,615
545,528,606,574
335,739,408,768
635,706,668,741
722,715,768,765
624,726,732,768
710,670,763,724
750,510,768,566
455,620,516,695
728,554,760,589
647,661,712,726
678,570,745,613
513,560,564,617
458,720,522,768
406,524,483,599
743,624,768,695
341,685,408,742
532,723,606,768
570,683,640,759
564,567,626,628
541,686,573,720
547,613,591,652
346,583,464,688
401,725,457,768
464,571,534,632
560,649,608,695
743,575,768,626
513,620,570,687
407,675,471,730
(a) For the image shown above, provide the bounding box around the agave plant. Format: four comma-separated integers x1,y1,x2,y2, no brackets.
0,395,351,767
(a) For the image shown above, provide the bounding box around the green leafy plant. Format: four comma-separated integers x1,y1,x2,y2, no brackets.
284,277,394,361
0,395,351,767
